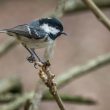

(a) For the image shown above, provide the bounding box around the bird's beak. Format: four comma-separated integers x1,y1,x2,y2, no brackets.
61,31,67,36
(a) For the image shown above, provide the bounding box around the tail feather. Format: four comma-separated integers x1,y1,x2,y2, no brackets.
0,29,7,33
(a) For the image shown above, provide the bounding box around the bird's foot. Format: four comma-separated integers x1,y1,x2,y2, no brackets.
36,60,51,69
42,60,51,67
27,55,36,63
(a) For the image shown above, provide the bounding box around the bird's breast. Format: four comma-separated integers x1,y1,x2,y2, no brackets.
17,35,54,49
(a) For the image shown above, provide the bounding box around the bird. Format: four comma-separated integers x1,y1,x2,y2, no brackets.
0,17,67,65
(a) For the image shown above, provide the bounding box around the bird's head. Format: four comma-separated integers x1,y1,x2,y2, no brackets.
39,17,67,40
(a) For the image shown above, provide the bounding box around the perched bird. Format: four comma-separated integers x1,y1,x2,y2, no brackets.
0,17,67,64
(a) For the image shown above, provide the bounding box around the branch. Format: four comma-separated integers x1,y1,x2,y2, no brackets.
0,93,19,103
51,0,66,18
82,0,110,31
64,0,110,13
0,92,34,110
2,52,110,109
0,76,22,94
37,62,66,110
28,80,45,110
43,94,96,105
56,53,110,88
1,53,110,110
22,53,110,110
51,0,110,18
0,93,96,110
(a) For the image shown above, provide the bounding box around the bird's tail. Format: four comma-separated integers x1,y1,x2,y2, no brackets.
0,29,7,33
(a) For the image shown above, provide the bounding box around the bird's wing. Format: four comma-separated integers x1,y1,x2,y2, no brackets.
6,24,31,37
6,23,47,39
28,20,48,39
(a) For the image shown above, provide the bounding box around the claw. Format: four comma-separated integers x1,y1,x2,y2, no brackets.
42,60,51,67
34,63,38,69
27,56,36,63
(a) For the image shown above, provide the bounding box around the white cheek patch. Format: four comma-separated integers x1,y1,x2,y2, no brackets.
40,23,59,35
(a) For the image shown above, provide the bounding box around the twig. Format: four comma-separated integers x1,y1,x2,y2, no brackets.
0,76,22,94
0,92,96,110
56,53,110,88
0,93,96,104
28,80,45,110
0,92,34,110
0,93,19,103
25,52,110,110
37,62,66,110
1,53,110,110
64,0,110,13
51,0,110,18
43,94,96,105
82,0,110,31
52,0,66,18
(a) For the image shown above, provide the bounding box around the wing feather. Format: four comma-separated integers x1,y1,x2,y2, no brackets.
6,20,47,39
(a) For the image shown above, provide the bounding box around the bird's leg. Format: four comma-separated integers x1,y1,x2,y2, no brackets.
30,48,42,62
30,48,44,68
31,49,50,67
22,44,50,68
23,45,36,63
27,55,36,63
43,60,51,67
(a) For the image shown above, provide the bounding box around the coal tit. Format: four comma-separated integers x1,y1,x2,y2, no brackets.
0,17,67,63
